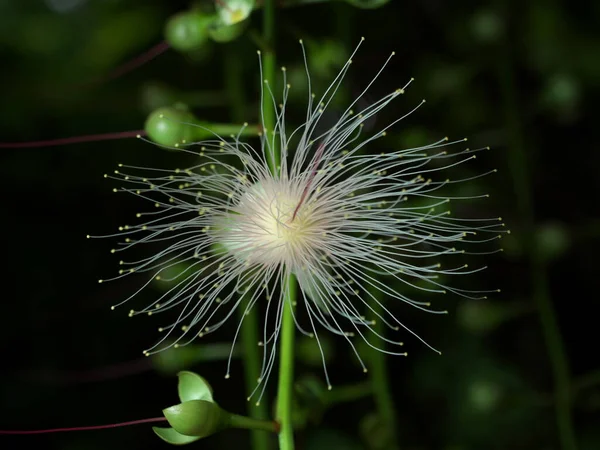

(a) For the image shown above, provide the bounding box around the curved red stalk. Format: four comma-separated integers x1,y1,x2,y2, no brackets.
80,41,171,88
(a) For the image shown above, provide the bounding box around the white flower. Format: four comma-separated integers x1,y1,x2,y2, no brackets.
93,38,505,398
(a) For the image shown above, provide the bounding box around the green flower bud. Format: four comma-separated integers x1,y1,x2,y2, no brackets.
165,10,215,52
163,399,230,438
153,371,277,444
144,105,199,147
154,372,229,443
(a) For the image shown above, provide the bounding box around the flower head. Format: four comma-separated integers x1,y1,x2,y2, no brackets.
92,38,505,398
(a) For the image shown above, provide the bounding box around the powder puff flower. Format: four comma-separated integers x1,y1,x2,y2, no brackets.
91,38,505,397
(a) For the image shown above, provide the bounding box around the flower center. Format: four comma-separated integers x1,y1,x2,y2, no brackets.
218,180,317,267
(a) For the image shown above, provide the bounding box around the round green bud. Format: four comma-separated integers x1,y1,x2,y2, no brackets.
163,400,230,438
165,11,215,52
144,106,197,148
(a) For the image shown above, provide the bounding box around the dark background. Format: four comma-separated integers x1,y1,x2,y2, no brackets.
1,0,598,449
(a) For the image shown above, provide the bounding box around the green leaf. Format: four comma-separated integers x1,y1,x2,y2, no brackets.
153,427,201,445
163,400,230,438
177,371,214,403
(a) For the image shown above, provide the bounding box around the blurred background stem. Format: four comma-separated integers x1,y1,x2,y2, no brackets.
498,2,577,448
368,287,399,449
225,44,247,123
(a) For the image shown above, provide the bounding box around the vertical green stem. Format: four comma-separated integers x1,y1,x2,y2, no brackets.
261,2,296,449
368,288,399,449
276,274,297,450
226,43,270,450
532,255,575,450
498,2,576,449
225,44,247,123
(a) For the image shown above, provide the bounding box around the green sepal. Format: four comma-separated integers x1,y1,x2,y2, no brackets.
177,371,214,403
207,19,249,43
153,427,202,445
344,0,390,9
163,400,231,438
165,10,216,52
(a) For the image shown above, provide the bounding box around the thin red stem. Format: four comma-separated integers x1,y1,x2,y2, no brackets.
81,41,171,87
0,417,167,435
0,130,145,149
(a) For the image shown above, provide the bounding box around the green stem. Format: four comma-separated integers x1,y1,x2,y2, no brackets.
532,254,577,450
225,42,270,450
230,414,279,434
368,288,399,449
261,3,296,449
224,44,247,123
211,123,260,136
276,275,297,450
497,3,576,448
